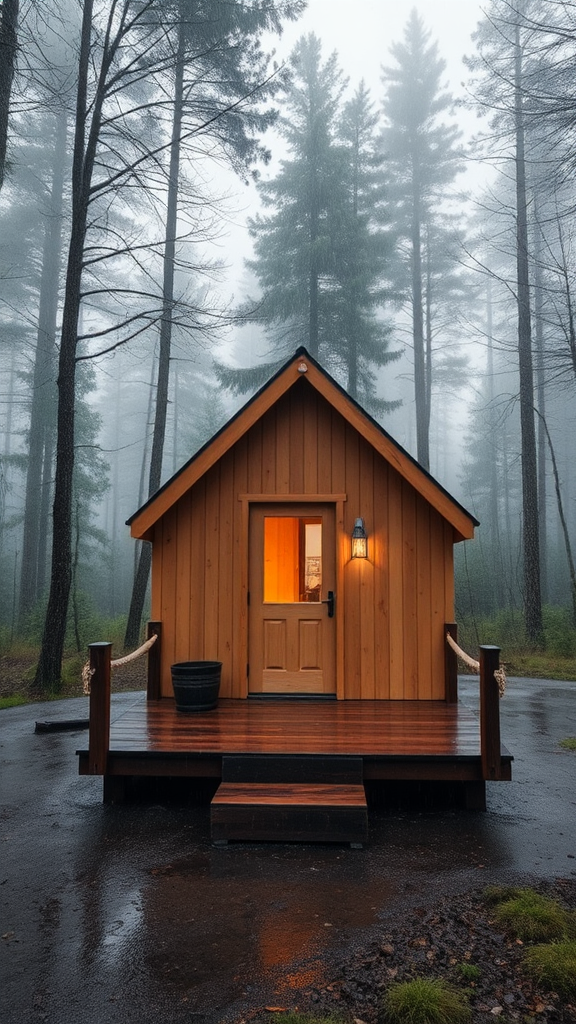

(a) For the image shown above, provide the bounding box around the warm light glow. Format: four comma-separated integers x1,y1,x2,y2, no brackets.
264,517,322,602
351,517,368,559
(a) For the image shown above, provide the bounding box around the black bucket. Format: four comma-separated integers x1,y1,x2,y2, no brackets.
170,661,222,713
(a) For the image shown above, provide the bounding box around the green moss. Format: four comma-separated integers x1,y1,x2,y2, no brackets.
559,737,576,752
382,978,471,1024
492,888,572,942
0,694,27,710
523,940,576,999
484,885,523,906
456,963,481,983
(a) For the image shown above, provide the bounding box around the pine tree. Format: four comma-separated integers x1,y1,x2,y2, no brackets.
0,0,19,190
222,36,399,413
467,0,546,644
123,0,305,649
330,82,400,412
380,9,464,470
242,34,348,362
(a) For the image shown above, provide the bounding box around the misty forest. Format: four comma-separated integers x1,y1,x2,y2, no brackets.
1,0,575,691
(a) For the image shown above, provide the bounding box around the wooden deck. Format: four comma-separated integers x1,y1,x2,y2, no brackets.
77,632,511,839
77,695,512,785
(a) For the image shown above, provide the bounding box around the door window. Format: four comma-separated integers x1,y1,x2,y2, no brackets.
263,517,322,603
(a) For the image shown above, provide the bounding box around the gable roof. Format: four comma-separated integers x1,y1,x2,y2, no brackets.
127,348,478,541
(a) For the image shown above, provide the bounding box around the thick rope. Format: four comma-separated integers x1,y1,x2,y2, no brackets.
82,633,157,695
446,632,506,697
111,633,157,668
81,663,94,694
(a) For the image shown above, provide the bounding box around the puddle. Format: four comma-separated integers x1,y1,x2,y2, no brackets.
140,847,395,1006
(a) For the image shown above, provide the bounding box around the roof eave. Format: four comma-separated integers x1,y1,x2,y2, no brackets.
127,348,478,541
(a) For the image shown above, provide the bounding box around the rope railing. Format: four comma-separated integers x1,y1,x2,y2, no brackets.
82,633,158,695
446,632,506,697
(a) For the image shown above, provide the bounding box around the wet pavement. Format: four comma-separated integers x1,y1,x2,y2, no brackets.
1,677,575,1024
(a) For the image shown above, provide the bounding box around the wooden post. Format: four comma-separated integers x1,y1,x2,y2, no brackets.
445,622,458,703
88,642,111,775
147,620,162,700
479,644,502,781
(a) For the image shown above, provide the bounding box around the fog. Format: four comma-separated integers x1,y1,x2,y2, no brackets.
223,0,487,344
0,0,574,672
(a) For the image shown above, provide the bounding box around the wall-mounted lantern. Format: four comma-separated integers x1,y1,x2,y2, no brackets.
351,517,368,559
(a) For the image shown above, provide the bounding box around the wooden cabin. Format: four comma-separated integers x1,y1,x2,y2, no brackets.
78,349,511,843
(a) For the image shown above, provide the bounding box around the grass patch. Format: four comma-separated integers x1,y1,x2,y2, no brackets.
455,963,481,983
504,652,576,681
0,694,27,710
484,884,522,906
523,940,576,999
382,978,471,1024
456,607,576,680
491,888,574,942
559,737,576,752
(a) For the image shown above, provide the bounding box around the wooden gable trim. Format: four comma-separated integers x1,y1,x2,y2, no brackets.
128,361,304,538
128,349,477,541
300,361,475,541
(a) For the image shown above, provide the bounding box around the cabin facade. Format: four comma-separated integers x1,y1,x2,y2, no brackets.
79,350,511,842
128,349,476,703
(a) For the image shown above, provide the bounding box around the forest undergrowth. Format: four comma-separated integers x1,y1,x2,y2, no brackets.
1,607,575,706
0,609,146,703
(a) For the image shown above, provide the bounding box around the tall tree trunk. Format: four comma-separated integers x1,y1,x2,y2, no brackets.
72,499,82,652
554,213,576,382
172,358,180,474
0,0,19,191
34,0,95,689
424,223,432,446
486,278,505,609
0,348,17,565
535,411,576,627
124,16,185,649
514,18,542,644
131,350,157,586
411,159,429,470
19,107,67,625
108,377,122,617
36,426,54,598
501,415,513,608
532,194,547,603
308,169,319,357
2,345,16,458
345,128,359,398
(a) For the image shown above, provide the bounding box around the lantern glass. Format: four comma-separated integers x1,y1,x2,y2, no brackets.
351,518,368,559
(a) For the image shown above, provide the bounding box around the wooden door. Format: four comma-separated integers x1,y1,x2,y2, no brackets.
249,504,336,694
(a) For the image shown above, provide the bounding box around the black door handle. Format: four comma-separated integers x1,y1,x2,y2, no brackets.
322,590,335,617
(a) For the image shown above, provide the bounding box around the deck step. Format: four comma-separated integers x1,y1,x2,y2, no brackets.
221,753,363,785
210,781,368,844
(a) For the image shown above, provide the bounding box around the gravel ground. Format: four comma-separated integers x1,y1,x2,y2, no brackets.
246,880,576,1024
3,661,575,1024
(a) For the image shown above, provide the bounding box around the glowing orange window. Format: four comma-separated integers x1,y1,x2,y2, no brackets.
263,517,322,603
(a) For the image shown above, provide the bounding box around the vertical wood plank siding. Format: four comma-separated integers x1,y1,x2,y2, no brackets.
152,380,453,699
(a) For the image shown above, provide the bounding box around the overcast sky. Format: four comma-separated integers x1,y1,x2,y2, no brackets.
272,0,484,97
219,1,488,332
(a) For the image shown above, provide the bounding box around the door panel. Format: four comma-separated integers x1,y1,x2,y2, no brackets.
263,619,286,669
299,619,321,669
249,504,336,695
